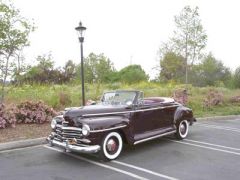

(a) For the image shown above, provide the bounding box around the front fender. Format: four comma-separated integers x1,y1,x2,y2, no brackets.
174,106,196,125
79,116,130,131
79,115,131,145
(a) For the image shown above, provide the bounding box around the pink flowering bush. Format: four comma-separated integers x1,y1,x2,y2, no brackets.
15,101,57,124
0,101,57,129
0,104,7,128
173,89,188,105
0,104,17,128
203,89,223,108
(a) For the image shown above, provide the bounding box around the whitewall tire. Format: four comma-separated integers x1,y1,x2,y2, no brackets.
99,132,123,161
175,120,189,140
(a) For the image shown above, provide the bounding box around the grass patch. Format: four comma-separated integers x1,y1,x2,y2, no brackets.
5,82,240,118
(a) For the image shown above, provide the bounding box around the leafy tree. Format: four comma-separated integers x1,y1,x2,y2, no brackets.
173,6,207,65
63,60,76,82
159,52,185,82
233,66,240,88
118,65,149,84
12,50,31,85
32,54,55,83
0,1,34,101
160,6,207,84
36,54,54,71
77,53,116,83
21,54,62,84
19,53,115,84
189,53,231,87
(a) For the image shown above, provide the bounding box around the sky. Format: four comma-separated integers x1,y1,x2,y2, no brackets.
13,0,240,79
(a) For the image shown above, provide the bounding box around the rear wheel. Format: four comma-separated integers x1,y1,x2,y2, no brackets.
175,120,189,140
99,132,123,161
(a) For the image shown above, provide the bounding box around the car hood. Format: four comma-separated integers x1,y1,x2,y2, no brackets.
63,104,130,120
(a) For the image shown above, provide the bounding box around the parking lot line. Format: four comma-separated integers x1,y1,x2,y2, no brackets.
195,123,240,133
113,160,179,180
165,139,240,156
184,139,240,151
197,122,240,130
44,145,149,180
223,119,240,122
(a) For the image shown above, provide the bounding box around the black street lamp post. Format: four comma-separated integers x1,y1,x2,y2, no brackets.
75,21,87,106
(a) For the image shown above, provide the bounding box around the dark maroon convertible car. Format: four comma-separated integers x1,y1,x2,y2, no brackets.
47,90,196,160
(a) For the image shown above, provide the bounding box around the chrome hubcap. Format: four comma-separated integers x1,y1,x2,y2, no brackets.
107,139,117,152
180,123,186,135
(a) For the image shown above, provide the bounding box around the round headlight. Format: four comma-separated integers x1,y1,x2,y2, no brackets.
51,118,57,129
82,124,90,136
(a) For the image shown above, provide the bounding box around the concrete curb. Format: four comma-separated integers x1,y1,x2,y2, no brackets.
0,137,47,152
0,115,240,152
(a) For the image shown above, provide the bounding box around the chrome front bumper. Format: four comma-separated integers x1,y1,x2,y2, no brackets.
46,137,100,154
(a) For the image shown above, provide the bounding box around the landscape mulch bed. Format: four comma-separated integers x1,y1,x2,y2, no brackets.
0,123,51,143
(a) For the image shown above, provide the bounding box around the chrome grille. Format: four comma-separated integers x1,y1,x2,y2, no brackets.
54,125,83,141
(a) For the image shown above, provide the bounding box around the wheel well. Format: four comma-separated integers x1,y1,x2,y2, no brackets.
176,117,191,124
175,118,194,127
116,129,128,144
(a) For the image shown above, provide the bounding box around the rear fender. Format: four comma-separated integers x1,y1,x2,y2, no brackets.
174,106,196,125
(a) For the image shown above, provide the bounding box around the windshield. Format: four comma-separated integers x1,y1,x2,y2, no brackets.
101,91,136,105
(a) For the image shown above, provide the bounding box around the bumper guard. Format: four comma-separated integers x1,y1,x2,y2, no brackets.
46,137,100,153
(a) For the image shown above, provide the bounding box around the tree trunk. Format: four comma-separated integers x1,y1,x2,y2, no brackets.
185,34,188,86
0,53,12,103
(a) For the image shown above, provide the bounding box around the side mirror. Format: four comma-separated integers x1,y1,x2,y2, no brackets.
126,101,133,109
138,99,144,106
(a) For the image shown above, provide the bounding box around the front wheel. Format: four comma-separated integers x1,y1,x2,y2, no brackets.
99,132,123,161
175,120,189,140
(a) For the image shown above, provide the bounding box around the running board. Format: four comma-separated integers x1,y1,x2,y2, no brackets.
134,130,176,145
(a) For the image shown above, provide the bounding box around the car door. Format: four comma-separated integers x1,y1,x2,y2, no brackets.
158,103,178,127
131,105,162,135
130,94,167,139
131,94,179,140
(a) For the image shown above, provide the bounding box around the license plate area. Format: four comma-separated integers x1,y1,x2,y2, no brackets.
68,138,77,145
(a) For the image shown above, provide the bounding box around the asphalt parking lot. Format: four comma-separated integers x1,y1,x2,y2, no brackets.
0,118,240,180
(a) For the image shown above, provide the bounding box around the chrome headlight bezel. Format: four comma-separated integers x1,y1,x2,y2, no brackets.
82,124,90,136
51,118,57,129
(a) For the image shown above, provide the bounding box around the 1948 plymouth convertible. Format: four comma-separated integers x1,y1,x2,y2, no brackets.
47,90,196,161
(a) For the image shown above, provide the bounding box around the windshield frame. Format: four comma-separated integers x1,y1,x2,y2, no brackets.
101,90,139,106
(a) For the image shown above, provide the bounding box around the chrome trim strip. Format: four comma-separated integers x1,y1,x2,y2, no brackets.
56,124,62,128
61,132,82,136
90,125,127,133
82,105,179,117
56,125,82,132
83,111,130,117
134,130,176,145
61,127,82,131
78,139,91,143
